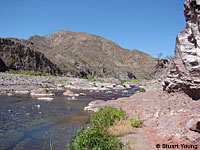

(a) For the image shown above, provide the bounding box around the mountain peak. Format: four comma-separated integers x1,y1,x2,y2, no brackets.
24,30,157,79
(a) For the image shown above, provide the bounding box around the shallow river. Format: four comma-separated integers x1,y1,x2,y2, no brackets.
0,88,137,150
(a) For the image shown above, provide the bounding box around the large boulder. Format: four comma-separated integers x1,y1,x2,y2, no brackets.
163,0,200,100
0,58,8,72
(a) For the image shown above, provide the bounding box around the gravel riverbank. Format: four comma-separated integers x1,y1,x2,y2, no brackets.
0,73,139,96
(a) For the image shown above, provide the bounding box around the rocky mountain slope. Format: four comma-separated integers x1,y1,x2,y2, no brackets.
163,0,200,100
0,38,62,75
21,30,157,79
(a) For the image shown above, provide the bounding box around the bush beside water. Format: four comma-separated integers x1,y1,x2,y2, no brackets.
90,107,126,129
68,127,124,150
67,107,142,150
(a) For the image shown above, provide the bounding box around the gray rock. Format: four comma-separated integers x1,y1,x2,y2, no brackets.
0,57,8,72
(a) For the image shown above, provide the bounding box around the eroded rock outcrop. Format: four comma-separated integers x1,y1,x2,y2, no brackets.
153,58,175,79
163,0,200,100
0,38,62,75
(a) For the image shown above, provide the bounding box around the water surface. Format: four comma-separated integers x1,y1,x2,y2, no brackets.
0,88,137,150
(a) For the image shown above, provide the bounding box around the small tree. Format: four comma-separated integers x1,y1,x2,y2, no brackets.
157,52,163,60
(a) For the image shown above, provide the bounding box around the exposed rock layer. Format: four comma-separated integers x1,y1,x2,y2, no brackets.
163,0,200,100
0,38,62,75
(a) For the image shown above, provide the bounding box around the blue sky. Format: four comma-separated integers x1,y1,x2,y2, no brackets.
0,0,186,58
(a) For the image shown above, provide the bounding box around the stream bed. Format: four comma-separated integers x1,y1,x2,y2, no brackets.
0,87,138,150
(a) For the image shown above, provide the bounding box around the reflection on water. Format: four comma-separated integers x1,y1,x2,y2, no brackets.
0,88,137,150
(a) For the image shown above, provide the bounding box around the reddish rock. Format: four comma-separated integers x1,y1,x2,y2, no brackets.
30,89,54,96
86,81,200,148
163,0,200,100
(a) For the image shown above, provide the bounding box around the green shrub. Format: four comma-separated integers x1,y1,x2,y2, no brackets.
129,118,142,128
118,79,142,85
90,107,126,129
139,88,146,92
68,107,129,150
67,127,124,150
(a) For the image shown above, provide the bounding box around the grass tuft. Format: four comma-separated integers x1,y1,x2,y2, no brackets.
129,118,142,128
107,119,133,137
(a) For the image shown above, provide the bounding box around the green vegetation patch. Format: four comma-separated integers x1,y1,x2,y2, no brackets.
139,88,146,92
67,107,128,150
6,70,53,77
82,77,87,79
129,118,142,128
68,107,142,150
67,127,124,150
88,75,95,82
85,75,105,83
118,79,142,85
90,107,126,128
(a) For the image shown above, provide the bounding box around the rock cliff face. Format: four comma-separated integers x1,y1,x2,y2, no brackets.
163,0,200,100
0,38,62,75
23,30,157,79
